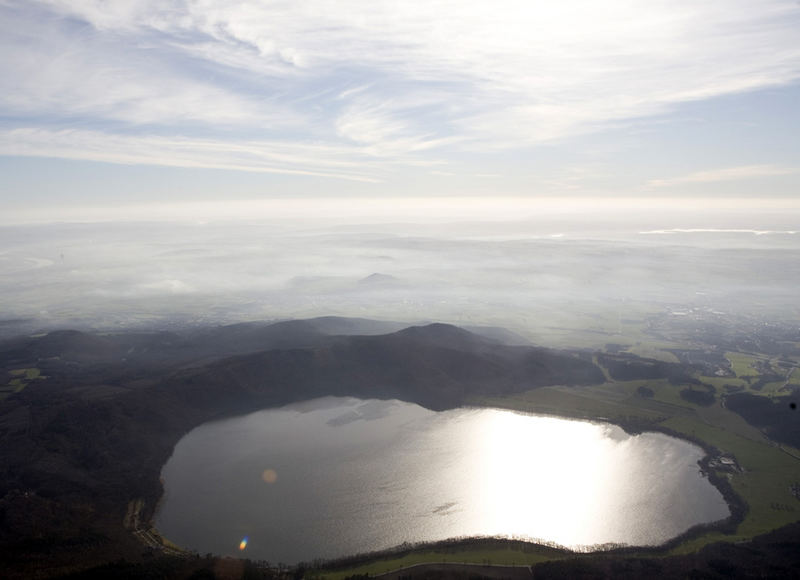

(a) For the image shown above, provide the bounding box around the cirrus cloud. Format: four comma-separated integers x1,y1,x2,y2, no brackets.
648,165,799,188
2,0,800,174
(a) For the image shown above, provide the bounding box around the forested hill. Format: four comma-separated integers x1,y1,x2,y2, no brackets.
0,319,602,578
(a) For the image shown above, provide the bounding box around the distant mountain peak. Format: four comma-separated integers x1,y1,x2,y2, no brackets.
358,272,399,285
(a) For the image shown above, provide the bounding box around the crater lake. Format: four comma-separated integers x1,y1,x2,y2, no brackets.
155,397,729,563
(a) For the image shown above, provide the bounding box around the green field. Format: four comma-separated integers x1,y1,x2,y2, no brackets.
1,367,44,400
700,376,747,390
9,367,41,380
725,352,759,378
703,352,794,400
624,344,681,363
318,544,565,580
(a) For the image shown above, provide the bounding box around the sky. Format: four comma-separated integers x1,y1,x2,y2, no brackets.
1,0,800,221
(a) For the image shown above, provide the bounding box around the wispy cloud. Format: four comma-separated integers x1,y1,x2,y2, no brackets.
648,165,799,188
0,6,298,129
2,0,800,175
0,128,384,182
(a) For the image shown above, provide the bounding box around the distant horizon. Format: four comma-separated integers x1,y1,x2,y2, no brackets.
5,194,800,226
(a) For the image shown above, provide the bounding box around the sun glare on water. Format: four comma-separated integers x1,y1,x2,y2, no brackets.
472,410,619,546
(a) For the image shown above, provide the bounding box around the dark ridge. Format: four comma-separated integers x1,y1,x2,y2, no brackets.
597,352,698,383
528,519,800,580
725,392,800,448
303,316,409,336
679,385,716,406
183,319,327,355
0,318,33,326
463,325,532,346
169,324,604,412
393,322,496,350
4,330,119,362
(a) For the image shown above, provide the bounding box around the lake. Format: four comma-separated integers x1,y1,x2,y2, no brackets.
155,397,729,563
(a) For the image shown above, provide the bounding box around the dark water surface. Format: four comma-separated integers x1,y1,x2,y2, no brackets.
155,397,729,563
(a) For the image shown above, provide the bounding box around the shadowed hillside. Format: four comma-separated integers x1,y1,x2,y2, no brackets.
0,319,602,578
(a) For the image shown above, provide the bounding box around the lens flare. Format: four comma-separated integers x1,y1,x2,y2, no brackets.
239,536,248,551
261,468,278,484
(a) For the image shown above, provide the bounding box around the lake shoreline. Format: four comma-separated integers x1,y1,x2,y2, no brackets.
151,397,743,568
457,403,749,547
315,407,748,576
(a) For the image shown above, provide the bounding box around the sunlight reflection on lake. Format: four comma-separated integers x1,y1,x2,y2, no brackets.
155,397,729,563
